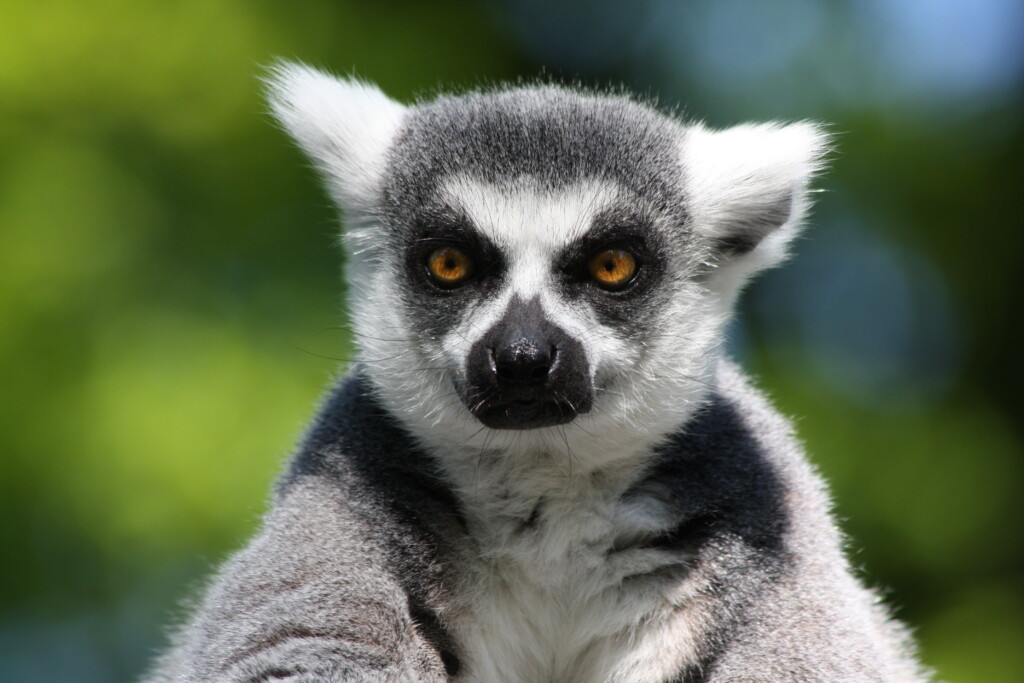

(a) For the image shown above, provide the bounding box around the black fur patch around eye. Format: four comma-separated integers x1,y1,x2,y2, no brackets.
399,206,507,341
552,205,673,338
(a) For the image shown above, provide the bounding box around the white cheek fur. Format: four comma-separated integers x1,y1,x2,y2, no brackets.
353,179,726,492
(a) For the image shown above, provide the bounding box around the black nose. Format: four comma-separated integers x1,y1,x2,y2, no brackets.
492,339,555,386
464,295,593,429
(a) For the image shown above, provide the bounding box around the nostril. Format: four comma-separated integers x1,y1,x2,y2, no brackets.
494,339,552,386
495,362,514,382
528,363,550,383
524,345,556,383
497,359,549,384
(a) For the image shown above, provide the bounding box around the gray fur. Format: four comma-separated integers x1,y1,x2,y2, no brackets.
146,375,459,682
382,86,686,217
144,72,927,682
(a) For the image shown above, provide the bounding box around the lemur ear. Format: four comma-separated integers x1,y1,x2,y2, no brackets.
264,61,407,214
683,121,830,281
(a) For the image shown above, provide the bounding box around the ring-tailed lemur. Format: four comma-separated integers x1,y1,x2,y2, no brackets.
144,63,928,682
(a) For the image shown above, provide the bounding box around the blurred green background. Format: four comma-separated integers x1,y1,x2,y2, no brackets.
1,0,1021,680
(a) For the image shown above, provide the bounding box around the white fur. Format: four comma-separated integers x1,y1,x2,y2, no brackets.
265,63,411,331
264,62,407,236
683,121,830,313
357,177,718,486
447,476,708,683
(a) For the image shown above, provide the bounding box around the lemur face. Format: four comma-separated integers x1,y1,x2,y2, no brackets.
378,91,696,433
266,64,826,456
394,179,674,430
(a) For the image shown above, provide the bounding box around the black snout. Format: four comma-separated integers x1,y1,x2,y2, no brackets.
465,297,593,430
492,340,556,386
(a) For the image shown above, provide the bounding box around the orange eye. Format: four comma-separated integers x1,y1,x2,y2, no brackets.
588,248,638,289
426,246,473,286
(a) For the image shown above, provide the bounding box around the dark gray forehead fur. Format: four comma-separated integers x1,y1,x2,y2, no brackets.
380,85,688,225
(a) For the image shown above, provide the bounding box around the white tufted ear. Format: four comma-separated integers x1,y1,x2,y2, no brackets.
683,121,830,303
264,61,407,215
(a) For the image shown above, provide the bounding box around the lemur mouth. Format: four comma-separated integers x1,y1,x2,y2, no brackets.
472,397,581,430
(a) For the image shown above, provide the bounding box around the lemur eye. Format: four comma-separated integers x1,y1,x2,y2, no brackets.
588,248,638,290
426,246,473,287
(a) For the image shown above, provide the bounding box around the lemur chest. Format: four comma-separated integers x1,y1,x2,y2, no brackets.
448,488,701,683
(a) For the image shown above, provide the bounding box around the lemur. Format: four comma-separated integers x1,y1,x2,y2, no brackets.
144,63,928,682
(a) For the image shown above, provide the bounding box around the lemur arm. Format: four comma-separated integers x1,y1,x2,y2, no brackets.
145,475,449,683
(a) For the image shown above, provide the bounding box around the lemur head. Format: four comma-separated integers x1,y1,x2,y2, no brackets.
267,64,828,465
